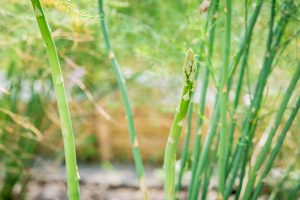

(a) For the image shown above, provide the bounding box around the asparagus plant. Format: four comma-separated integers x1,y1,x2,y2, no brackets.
97,0,148,198
242,65,300,200
164,48,197,200
30,1,80,199
176,68,198,192
226,1,295,197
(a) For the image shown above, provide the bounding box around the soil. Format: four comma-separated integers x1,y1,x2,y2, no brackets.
22,164,270,200
23,164,209,200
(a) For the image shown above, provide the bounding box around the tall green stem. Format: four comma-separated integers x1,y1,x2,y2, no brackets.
98,1,148,198
164,49,197,200
30,1,80,199
218,0,231,198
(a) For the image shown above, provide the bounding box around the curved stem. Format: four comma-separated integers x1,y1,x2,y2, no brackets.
30,1,80,199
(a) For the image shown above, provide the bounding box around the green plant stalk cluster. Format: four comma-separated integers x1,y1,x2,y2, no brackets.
242,64,300,200
226,0,277,195
30,0,80,199
188,0,219,197
188,0,263,199
164,49,197,200
226,1,295,197
186,0,298,199
98,1,148,199
224,1,264,197
226,0,263,173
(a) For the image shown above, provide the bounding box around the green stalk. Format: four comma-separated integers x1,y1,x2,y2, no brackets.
176,103,193,192
176,63,200,192
242,65,300,200
189,1,263,198
218,0,231,197
97,1,148,198
226,0,278,195
252,97,300,200
30,1,80,199
164,49,197,200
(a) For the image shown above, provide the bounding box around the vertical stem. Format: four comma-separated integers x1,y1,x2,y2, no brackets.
218,0,231,198
97,1,148,198
30,1,80,199
164,49,197,200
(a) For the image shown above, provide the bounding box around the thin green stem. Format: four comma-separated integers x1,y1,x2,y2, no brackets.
30,1,80,199
164,49,197,200
98,1,148,198
218,0,231,198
